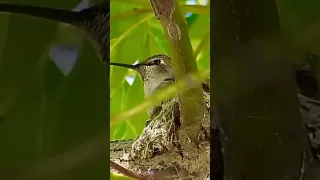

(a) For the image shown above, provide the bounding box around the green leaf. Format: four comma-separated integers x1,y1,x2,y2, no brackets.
188,14,210,70
125,78,147,138
0,1,109,179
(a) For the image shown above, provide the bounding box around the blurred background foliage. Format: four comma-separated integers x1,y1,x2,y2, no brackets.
0,0,109,179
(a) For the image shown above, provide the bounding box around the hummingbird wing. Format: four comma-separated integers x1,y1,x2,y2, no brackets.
0,2,109,63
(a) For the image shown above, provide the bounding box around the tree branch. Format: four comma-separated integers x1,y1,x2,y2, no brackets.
148,0,207,143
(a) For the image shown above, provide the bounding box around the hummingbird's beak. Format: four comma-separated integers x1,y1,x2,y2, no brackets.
109,62,142,71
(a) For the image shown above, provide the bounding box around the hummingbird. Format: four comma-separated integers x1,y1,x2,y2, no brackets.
111,54,175,98
110,54,210,118
110,54,223,179
0,2,109,63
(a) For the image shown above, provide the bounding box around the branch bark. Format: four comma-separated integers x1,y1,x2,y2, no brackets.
148,0,207,143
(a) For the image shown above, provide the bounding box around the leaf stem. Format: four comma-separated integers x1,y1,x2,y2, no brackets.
110,5,210,21
111,8,152,21
110,14,153,54
194,31,210,60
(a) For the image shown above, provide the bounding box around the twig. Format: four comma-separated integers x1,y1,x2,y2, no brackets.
110,160,146,180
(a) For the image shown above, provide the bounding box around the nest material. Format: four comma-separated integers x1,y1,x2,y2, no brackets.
127,89,211,179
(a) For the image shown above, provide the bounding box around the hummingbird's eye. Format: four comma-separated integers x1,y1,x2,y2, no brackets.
153,59,161,65
145,58,162,66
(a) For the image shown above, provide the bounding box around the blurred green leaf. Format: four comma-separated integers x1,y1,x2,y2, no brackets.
124,77,147,137
0,1,109,179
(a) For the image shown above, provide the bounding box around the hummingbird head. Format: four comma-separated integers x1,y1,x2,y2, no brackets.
110,54,175,97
